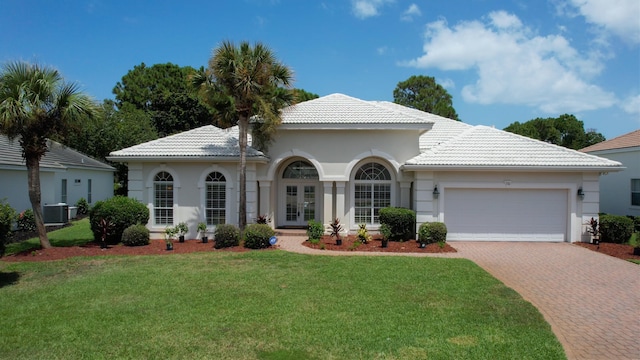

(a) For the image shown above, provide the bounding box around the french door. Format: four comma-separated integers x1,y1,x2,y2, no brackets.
281,183,317,227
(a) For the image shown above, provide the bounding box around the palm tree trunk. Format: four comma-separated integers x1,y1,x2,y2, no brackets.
238,115,248,230
26,156,51,248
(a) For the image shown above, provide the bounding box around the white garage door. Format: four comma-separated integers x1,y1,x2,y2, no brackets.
444,188,568,242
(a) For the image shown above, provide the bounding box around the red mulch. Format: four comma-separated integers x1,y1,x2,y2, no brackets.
574,242,640,261
2,239,254,262
302,235,457,253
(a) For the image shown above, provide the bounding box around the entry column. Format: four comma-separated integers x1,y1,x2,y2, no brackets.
335,181,346,228
323,181,333,229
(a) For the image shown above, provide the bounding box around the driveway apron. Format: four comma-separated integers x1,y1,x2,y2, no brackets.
276,235,640,360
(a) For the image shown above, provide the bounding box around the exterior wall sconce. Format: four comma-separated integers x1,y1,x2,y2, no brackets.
577,187,585,200
433,186,440,199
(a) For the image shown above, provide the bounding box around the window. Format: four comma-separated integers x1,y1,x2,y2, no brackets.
283,160,318,179
87,179,92,203
354,162,391,224
154,171,174,225
61,179,67,204
205,172,226,225
632,179,640,206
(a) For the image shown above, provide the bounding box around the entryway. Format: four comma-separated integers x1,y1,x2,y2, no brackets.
277,159,320,228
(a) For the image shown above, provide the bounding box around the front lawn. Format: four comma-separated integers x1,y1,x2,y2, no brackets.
5,218,93,255
0,251,565,359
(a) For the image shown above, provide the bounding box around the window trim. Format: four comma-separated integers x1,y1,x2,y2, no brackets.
205,172,226,226
351,160,395,226
153,171,174,226
632,179,640,207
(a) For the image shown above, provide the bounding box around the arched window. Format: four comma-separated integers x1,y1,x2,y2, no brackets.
206,172,226,225
354,162,391,224
283,160,318,179
154,171,174,225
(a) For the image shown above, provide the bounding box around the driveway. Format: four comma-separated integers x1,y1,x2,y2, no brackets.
277,236,640,360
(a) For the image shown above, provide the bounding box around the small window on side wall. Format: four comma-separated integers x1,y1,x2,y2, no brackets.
632,179,640,206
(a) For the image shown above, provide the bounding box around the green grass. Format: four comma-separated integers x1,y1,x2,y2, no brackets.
5,218,93,255
0,251,565,360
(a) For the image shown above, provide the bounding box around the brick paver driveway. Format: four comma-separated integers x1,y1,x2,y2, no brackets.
448,242,639,360
277,235,640,359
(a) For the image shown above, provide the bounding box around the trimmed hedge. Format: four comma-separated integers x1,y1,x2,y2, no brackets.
379,207,416,241
121,224,150,246
214,224,240,249
89,196,149,244
418,222,448,245
307,220,324,241
244,224,275,249
0,200,16,257
599,214,634,244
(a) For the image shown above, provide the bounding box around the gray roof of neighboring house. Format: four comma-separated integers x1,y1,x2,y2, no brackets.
0,135,114,171
108,125,267,161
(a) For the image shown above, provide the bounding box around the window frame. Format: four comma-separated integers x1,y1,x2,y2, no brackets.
153,171,174,226
632,179,640,206
352,162,393,225
205,172,226,226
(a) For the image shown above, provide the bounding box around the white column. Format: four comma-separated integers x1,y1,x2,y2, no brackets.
399,181,411,209
127,163,143,201
323,181,333,228
335,181,346,228
413,172,435,228
259,181,272,226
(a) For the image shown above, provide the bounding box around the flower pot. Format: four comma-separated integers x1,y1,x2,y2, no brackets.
381,239,388,248
179,235,185,243
336,239,342,246
166,243,173,251
202,236,208,243
592,237,600,245
420,242,426,248
100,241,107,249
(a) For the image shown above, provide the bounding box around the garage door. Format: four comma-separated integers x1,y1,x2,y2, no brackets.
443,188,568,242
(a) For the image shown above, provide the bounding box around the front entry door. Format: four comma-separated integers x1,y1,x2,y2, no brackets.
283,184,316,227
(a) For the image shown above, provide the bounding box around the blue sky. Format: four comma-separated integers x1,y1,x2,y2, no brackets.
1,0,638,139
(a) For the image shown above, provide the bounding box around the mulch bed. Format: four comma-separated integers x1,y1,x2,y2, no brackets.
574,242,640,261
302,235,457,253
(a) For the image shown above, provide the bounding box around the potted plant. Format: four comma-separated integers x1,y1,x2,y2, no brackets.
164,226,176,250
176,222,188,243
357,223,371,244
330,218,343,245
586,217,600,245
379,223,391,248
197,222,208,243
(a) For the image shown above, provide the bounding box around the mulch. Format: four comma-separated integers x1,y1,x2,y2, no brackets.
302,235,457,253
574,241,640,261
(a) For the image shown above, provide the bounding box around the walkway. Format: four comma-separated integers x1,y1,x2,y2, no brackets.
276,234,640,360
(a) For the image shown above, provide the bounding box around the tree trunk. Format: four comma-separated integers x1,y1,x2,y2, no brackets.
26,155,51,249
238,115,248,230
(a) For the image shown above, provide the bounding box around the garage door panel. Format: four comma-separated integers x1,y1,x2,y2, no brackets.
444,189,567,242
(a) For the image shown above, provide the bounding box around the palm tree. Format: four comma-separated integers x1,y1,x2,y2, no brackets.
0,61,96,248
200,41,293,229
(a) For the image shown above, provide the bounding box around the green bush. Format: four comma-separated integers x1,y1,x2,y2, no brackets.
17,209,36,232
307,220,324,240
627,215,640,232
379,207,416,241
214,224,240,249
121,224,150,246
243,224,275,249
599,214,634,244
89,196,149,244
75,197,90,215
418,222,448,245
0,200,17,257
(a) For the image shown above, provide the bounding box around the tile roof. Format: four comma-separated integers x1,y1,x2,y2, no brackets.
108,125,266,160
280,93,434,126
580,129,640,152
0,135,114,171
405,125,623,169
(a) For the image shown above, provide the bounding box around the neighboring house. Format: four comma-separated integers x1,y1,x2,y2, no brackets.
108,93,622,242
0,135,115,217
580,129,640,217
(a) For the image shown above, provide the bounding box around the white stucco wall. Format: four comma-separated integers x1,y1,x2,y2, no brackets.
587,148,640,216
51,168,114,207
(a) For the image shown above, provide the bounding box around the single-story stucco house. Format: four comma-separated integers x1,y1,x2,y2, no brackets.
580,129,639,217
0,135,115,219
108,93,623,242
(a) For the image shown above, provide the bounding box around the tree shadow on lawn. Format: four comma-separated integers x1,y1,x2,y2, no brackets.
0,271,20,288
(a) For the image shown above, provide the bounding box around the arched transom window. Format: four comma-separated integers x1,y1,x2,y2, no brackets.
205,172,226,225
283,160,318,179
154,171,174,225
354,162,392,224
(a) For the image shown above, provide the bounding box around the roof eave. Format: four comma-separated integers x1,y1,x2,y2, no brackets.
106,155,270,163
401,164,626,172
278,123,433,131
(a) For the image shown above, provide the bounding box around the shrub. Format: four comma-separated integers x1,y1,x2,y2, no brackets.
329,218,343,241
17,209,36,232
0,200,17,257
243,223,275,249
357,223,372,244
379,207,416,241
75,197,90,215
418,222,448,245
627,215,640,232
599,214,634,244
307,220,324,241
214,224,240,249
89,196,149,244
121,224,150,246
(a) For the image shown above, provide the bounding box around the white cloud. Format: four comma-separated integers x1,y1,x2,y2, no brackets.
438,78,455,89
377,46,388,55
400,11,617,113
558,0,640,44
351,0,394,19
401,3,421,22
621,94,640,114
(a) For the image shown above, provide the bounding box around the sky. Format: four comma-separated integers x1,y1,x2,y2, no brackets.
1,0,639,139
